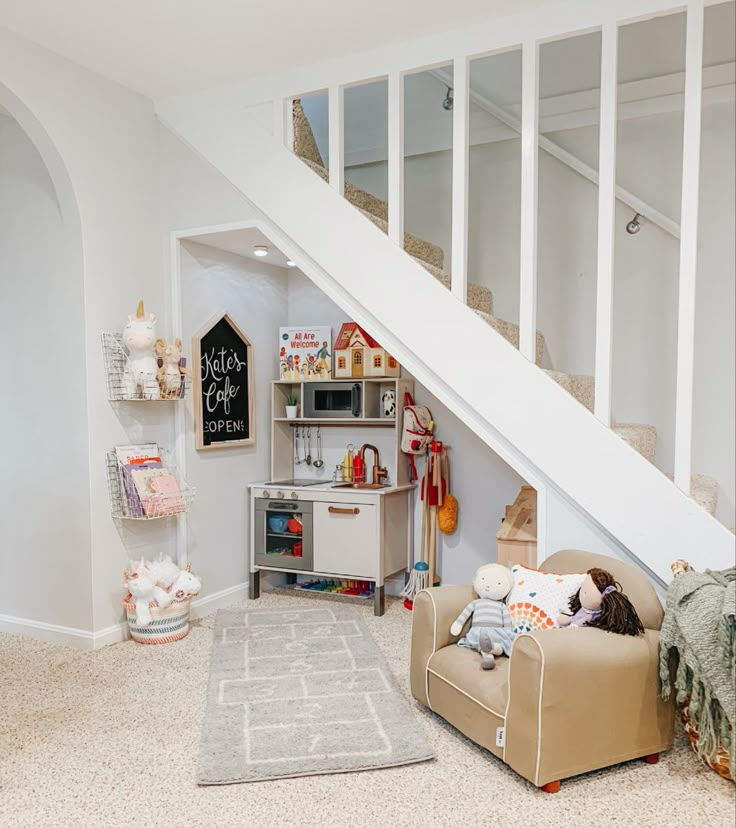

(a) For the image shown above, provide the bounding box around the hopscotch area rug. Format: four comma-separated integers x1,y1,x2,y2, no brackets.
197,605,435,784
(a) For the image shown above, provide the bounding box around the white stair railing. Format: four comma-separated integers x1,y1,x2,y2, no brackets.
282,0,723,508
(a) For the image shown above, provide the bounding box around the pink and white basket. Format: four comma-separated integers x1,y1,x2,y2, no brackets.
123,593,193,644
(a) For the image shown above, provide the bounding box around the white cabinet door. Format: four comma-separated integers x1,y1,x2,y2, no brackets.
313,502,378,579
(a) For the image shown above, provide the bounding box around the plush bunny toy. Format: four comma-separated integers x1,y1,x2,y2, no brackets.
450,563,516,670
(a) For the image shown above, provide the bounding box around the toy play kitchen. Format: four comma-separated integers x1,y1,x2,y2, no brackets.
249,375,416,615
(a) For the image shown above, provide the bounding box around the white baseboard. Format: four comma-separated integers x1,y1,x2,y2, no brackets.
0,613,97,651
191,582,248,618
0,582,250,651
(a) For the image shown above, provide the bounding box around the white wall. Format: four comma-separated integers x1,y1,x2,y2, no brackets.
179,241,288,597
0,116,92,630
345,100,736,527
1,28,172,639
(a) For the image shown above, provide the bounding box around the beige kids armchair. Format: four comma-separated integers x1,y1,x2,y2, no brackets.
409,549,674,792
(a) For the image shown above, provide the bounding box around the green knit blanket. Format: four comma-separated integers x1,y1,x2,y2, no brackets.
659,565,735,779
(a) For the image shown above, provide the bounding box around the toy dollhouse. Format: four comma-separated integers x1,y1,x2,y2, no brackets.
333,322,400,379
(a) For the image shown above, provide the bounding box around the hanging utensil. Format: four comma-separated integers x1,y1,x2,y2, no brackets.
294,425,302,465
313,425,324,468
305,426,313,465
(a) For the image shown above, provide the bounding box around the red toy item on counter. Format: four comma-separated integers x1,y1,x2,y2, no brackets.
352,453,365,484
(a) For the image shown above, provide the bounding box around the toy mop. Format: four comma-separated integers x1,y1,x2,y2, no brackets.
401,447,432,608
401,441,445,609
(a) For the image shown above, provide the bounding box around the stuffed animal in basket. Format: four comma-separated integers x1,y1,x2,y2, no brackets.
124,559,171,626
450,563,516,670
169,568,202,601
148,554,181,598
558,567,644,636
155,337,191,399
123,300,161,399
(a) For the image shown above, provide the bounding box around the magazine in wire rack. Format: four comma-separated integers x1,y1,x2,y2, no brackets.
106,444,195,519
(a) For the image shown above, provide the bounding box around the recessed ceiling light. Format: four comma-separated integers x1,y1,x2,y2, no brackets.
253,245,269,257
286,260,297,268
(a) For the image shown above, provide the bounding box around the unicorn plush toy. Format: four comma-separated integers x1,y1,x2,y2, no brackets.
123,300,161,399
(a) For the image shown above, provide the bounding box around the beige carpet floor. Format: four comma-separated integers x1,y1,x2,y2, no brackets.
1,592,733,828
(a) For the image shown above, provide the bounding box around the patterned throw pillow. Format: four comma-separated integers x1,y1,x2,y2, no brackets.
507,565,587,634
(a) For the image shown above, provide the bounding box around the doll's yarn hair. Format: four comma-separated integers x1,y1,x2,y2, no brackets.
568,567,645,636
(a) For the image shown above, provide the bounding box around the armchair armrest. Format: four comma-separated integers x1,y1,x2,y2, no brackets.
410,585,476,706
504,627,674,787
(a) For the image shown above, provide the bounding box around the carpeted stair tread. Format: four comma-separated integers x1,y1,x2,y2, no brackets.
300,156,390,224
358,208,445,270
612,423,657,463
293,100,445,270
473,309,545,366
543,370,595,411
412,257,493,314
666,473,719,516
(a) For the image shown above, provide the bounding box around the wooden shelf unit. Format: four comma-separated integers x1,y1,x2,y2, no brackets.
270,377,414,486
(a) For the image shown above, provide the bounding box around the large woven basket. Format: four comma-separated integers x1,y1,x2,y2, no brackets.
123,593,192,644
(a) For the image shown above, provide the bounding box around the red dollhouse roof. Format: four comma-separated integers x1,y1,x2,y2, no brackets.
334,322,380,350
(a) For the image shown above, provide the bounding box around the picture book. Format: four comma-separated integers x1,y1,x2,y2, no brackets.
278,326,332,381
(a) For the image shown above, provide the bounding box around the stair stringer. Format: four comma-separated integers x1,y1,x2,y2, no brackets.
156,104,734,584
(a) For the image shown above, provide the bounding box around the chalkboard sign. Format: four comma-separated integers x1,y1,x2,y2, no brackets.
192,312,254,450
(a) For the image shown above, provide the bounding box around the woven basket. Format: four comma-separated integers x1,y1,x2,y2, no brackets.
123,593,192,645
681,702,733,782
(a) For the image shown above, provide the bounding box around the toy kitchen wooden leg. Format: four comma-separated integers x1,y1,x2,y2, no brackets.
374,584,385,616
249,570,260,600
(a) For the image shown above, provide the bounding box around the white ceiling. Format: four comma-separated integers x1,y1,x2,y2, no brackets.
0,0,555,99
186,227,294,269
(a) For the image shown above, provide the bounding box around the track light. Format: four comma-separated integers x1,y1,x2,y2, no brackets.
442,86,454,111
626,213,642,235
253,245,269,257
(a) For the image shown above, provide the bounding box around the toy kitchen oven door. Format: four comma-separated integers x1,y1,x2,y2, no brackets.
254,496,313,572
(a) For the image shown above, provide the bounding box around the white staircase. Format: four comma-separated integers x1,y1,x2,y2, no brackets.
156,97,734,585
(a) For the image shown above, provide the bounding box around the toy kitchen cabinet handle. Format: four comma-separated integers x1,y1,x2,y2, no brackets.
328,506,360,515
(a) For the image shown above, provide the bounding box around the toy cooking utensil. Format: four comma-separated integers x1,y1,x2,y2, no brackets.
313,425,324,468
294,426,301,465
305,426,312,465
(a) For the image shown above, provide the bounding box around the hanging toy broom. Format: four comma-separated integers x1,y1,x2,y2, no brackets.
438,446,458,534
401,447,432,609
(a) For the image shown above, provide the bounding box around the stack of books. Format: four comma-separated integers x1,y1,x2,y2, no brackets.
114,444,184,518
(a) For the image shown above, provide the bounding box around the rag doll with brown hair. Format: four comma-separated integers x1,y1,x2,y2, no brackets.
558,567,645,636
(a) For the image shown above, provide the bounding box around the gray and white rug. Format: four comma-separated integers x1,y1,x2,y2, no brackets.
197,605,435,784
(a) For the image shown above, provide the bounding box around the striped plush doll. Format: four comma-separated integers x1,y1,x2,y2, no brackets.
450,563,516,670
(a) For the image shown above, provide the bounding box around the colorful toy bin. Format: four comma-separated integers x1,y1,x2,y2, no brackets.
123,593,192,644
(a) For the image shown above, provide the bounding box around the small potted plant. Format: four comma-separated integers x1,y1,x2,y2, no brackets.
285,391,299,419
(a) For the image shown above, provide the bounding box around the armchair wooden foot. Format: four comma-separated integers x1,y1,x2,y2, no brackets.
643,753,659,764
541,780,561,794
